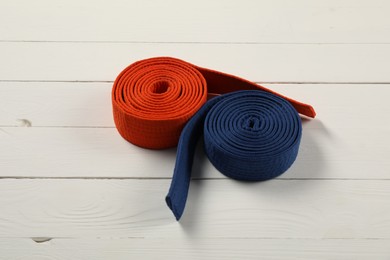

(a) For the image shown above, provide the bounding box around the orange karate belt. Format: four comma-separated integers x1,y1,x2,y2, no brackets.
112,57,316,149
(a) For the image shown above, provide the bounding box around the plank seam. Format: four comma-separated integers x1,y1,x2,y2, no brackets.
2,80,390,84
2,40,390,45
0,177,389,181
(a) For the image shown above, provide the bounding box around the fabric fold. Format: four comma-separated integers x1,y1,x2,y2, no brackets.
112,57,315,150
165,90,302,220
111,57,314,220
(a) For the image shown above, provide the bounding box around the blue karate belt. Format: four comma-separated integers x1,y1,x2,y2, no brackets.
165,90,302,220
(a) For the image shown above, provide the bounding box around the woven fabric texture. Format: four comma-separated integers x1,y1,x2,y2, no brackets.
166,90,302,220
112,57,315,149
111,57,315,220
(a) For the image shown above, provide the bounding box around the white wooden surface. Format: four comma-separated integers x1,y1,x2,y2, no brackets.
1,0,390,259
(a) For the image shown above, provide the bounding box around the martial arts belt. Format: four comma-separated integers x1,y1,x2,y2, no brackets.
111,57,316,220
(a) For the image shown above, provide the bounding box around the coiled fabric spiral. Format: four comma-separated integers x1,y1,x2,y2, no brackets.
166,90,302,220
111,57,315,220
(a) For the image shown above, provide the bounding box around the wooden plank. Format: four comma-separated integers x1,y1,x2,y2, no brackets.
1,1,388,259
0,82,113,127
1,0,389,43
0,127,177,178
1,83,389,179
0,126,389,179
1,42,390,82
0,238,389,260
0,179,389,239
0,83,389,129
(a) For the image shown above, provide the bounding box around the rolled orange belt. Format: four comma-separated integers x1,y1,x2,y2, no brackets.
112,57,316,149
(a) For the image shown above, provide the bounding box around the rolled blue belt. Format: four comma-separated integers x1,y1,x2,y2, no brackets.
166,90,302,220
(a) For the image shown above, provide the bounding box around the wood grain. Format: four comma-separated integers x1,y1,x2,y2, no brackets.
1,126,389,179
1,0,389,43
1,0,390,257
0,238,389,260
0,83,389,128
1,83,389,179
1,42,390,82
1,125,389,179
0,179,389,239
